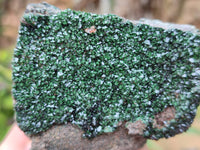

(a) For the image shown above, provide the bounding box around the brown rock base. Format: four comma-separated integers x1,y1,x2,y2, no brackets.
31,124,146,150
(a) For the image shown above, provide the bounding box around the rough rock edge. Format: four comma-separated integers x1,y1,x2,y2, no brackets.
126,120,147,135
153,106,176,129
31,123,146,150
25,2,61,15
25,2,199,34
132,19,200,34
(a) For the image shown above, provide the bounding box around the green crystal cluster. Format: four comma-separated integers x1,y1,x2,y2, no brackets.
12,3,200,140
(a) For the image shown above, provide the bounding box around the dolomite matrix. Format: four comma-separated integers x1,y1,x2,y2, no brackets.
12,2,200,150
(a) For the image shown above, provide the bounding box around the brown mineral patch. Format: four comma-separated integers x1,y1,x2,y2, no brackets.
126,120,146,136
31,123,147,150
153,106,176,129
85,26,97,34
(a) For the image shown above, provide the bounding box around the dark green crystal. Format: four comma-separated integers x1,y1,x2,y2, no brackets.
12,3,200,140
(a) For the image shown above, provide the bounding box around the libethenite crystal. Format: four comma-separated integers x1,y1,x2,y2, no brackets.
12,2,200,139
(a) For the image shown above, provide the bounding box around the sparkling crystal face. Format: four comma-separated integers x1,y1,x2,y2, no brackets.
13,4,200,139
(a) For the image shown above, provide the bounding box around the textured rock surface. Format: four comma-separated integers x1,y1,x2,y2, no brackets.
12,2,200,147
31,123,146,150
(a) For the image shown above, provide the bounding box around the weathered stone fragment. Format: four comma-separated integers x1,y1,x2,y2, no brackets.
12,2,200,150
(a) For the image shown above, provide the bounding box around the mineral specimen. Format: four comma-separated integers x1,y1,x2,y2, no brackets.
12,2,200,143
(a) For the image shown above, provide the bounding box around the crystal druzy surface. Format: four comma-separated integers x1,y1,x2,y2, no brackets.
12,3,200,139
